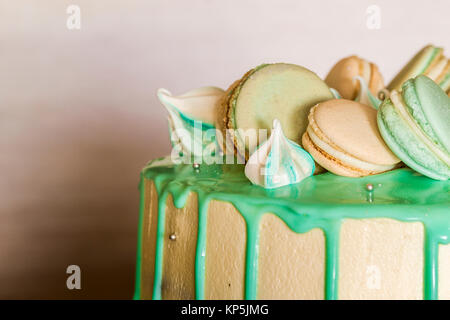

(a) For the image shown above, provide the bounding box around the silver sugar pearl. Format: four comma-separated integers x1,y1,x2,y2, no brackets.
378,89,389,101
193,163,200,170
366,183,374,191
169,234,176,241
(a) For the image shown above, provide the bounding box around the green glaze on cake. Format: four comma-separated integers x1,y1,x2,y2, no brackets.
134,160,450,300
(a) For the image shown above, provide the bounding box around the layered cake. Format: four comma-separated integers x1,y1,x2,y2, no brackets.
134,46,450,300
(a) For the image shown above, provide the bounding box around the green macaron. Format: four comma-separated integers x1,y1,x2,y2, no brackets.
378,75,450,180
220,63,333,159
388,45,450,92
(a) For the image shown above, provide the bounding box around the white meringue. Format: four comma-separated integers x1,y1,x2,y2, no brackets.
157,87,224,159
330,88,342,99
245,119,315,189
354,76,383,109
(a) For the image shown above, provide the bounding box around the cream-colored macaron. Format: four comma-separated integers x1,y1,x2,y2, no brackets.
302,99,400,177
325,56,385,100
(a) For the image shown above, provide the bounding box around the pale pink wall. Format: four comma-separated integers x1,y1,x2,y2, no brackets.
0,0,449,298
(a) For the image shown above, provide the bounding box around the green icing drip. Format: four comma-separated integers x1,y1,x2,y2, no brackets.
242,213,261,300
152,191,167,300
424,229,439,300
325,221,341,300
135,161,450,300
195,199,208,299
132,177,146,300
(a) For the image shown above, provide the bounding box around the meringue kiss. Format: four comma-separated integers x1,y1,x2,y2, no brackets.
245,119,315,189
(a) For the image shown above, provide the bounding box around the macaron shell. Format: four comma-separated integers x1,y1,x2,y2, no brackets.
326,56,385,103
440,72,450,92
413,75,450,153
377,99,450,180
312,99,399,166
437,62,450,91
302,132,369,177
325,56,361,99
219,65,268,157
388,45,442,91
369,63,385,96
228,63,333,157
217,77,242,154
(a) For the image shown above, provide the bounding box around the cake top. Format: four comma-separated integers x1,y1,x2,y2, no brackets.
143,158,449,210
156,45,450,188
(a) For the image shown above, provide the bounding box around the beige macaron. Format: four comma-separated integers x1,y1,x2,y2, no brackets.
302,99,401,177
325,56,384,100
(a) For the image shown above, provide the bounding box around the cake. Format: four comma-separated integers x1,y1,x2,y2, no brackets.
134,52,450,300
134,160,449,300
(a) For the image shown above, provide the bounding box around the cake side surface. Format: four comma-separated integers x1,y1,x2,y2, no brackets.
134,160,450,300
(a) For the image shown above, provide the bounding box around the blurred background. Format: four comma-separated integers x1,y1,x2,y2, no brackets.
0,0,449,299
